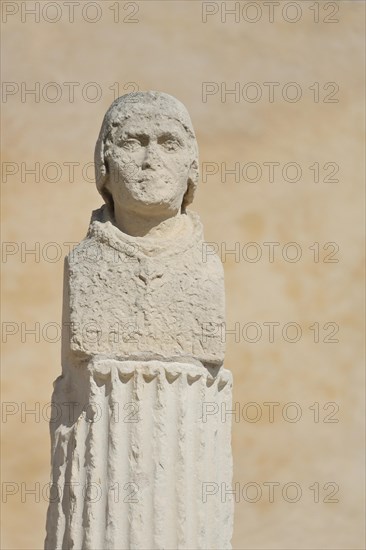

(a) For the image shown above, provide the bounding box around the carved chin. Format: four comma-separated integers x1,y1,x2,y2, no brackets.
129,191,182,211
125,181,184,209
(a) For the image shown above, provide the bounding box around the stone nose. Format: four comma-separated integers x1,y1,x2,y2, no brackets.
142,143,160,170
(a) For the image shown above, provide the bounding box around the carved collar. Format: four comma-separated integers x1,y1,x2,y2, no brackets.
87,205,204,258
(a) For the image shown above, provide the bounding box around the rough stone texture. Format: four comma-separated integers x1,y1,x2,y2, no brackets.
45,92,233,549
63,204,225,369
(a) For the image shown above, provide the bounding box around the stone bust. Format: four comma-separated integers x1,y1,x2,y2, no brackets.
62,91,225,370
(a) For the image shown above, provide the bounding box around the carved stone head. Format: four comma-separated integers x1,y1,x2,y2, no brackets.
94,91,199,217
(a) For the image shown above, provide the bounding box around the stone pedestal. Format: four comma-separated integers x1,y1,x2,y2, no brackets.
45,360,233,550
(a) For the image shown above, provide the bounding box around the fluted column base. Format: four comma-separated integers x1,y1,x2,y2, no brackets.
45,360,233,550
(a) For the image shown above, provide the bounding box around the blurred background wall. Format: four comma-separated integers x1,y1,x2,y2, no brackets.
1,1,365,548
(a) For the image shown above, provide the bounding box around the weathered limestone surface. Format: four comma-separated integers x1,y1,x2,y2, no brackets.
45,91,233,550
64,204,225,368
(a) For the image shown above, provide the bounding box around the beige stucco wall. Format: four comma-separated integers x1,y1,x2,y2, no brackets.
1,1,364,548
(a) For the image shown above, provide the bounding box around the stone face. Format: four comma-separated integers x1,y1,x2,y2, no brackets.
45,91,233,549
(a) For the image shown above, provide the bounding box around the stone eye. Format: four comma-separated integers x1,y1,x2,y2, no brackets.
120,139,141,152
160,139,180,152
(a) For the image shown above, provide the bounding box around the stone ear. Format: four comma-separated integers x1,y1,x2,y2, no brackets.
182,160,199,212
189,159,199,186
98,147,115,211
